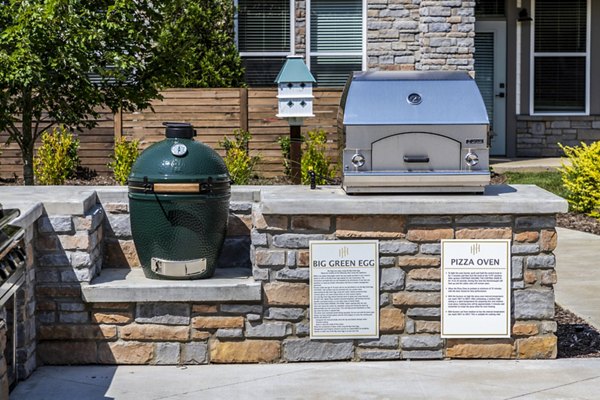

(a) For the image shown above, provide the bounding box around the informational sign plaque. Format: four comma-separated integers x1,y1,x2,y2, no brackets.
310,241,379,339
441,239,511,338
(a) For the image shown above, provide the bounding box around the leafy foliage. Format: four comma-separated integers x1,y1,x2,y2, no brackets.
301,130,336,185
220,130,259,185
559,141,600,218
0,0,162,184
0,1,245,184
152,0,245,88
277,135,291,178
109,137,140,185
33,127,80,185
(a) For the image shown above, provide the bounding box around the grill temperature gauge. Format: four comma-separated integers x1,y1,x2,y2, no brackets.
407,93,422,105
171,144,188,157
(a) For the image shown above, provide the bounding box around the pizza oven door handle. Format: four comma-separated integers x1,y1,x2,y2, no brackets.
403,155,430,163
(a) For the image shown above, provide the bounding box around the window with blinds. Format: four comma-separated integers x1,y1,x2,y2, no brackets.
474,33,495,128
309,0,363,87
532,0,588,113
475,0,505,17
237,0,292,86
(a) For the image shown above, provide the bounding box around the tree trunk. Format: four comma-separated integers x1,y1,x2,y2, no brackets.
22,145,35,186
22,88,35,185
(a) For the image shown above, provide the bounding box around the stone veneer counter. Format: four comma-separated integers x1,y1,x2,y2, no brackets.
0,184,569,365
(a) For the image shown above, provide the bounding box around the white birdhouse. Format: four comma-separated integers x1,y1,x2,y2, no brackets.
275,55,316,126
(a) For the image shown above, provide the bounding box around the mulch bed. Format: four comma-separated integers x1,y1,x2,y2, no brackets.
557,213,600,236
556,305,600,358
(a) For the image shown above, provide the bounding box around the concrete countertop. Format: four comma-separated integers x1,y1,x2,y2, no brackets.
82,267,260,303
258,184,568,215
0,186,262,217
0,184,567,219
1,186,99,215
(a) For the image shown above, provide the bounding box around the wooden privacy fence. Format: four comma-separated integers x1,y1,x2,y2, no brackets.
0,111,116,178
0,88,343,180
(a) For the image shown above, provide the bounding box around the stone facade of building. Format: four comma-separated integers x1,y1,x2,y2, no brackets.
291,0,475,72
516,116,600,157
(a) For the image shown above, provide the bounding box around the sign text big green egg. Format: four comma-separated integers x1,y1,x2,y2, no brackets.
310,241,379,340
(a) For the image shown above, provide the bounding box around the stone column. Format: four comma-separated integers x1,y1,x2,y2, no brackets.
295,0,306,55
418,0,475,71
367,0,421,70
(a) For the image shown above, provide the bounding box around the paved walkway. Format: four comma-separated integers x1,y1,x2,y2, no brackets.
490,157,568,173
11,359,600,400
555,227,600,329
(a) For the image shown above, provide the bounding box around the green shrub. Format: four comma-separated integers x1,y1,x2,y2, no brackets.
33,127,80,185
109,137,140,185
277,135,291,178
301,129,336,185
559,141,600,218
220,129,259,185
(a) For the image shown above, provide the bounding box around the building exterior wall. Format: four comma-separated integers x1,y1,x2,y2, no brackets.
292,0,476,72
513,0,600,157
367,0,420,70
516,116,600,157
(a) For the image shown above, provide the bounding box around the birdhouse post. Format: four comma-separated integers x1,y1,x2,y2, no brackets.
275,55,316,184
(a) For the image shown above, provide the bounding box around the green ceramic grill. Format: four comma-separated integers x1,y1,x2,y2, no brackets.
128,122,231,280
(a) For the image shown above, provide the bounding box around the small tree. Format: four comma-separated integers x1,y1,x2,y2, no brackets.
152,0,245,88
0,1,246,185
220,130,259,185
0,1,162,184
301,130,336,185
109,137,140,185
34,127,80,185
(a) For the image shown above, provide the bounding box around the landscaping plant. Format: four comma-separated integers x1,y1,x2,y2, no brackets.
277,135,291,179
559,141,600,219
109,137,140,185
33,127,80,185
301,129,336,185
220,130,259,185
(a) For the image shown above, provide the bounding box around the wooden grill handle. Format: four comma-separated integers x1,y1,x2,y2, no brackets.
152,183,200,193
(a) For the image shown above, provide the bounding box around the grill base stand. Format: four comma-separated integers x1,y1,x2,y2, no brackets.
343,171,490,194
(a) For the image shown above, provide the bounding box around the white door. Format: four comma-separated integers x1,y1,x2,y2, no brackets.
475,21,507,156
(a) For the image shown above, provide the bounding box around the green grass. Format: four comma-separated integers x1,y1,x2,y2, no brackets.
503,171,569,199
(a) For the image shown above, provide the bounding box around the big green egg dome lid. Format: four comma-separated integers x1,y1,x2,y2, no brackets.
128,123,229,184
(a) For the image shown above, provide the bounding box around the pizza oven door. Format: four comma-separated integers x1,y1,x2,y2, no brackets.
371,132,462,171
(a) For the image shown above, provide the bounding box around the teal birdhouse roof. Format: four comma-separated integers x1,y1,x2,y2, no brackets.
275,56,316,84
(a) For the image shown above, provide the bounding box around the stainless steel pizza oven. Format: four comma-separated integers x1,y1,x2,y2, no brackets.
340,71,490,193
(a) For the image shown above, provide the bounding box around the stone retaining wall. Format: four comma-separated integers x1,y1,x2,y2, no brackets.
28,187,562,365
